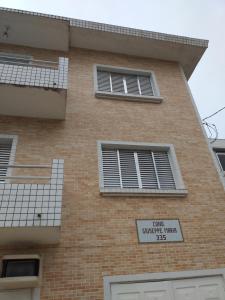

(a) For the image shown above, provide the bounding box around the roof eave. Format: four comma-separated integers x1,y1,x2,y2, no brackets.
0,7,208,79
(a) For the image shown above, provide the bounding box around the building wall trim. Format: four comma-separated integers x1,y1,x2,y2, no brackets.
0,7,208,48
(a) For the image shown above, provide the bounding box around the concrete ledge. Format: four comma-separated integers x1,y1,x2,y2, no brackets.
95,91,163,103
100,188,188,197
0,276,39,290
0,226,61,245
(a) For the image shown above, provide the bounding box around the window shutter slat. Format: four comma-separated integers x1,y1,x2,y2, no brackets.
125,75,139,95
137,151,158,189
153,152,176,189
111,73,124,93
97,71,111,92
139,75,154,96
102,149,121,187
0,140,12,181
119,150,139,188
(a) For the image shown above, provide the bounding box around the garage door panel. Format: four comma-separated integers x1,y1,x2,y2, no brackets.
111,276,225,300
112,282,172,300
111,284,142,300
199,283,224,300
114,293,141,300
144,290,172,300
173,286,198,300
143,281,172,300
172,277,225,300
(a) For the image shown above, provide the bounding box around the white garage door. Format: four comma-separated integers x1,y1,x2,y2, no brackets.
0,289,32,300
111,276,225,300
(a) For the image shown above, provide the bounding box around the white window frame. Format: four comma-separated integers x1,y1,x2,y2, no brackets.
215,152,225,175
0,254,42,295
209,140,225,190
94,65,163,103
0,134,18,182
211,140,225,180
97,141,187,197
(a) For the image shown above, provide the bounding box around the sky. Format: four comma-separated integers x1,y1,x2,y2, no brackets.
0,0,224,138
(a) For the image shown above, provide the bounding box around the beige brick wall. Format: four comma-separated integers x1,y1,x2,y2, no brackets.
0,44,225,300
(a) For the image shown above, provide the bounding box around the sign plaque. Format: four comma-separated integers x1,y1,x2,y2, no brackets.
136,219,183,243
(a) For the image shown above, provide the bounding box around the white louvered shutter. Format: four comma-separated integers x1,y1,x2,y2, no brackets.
139,75,154,96
102,146,176,190
119,150,139,188
125,75,140,95
153,152,176,189
97,70,111,92
0,139,12,181
137,151,158,189
111,73,125,93
97,69,155,97
102,149,121,188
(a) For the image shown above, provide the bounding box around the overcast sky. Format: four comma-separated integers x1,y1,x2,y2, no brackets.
0,0,224,138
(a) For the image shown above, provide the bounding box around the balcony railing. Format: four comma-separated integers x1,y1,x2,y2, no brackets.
0,159,64,244
0,54,58,68
0,55,68,89
0,54,68,119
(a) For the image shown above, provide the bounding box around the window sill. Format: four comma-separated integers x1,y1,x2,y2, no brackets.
100,188,188,197
95,91,163,103
0,276,40,289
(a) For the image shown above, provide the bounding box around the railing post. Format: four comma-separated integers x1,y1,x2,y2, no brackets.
58,57,68,89
50,159,64,185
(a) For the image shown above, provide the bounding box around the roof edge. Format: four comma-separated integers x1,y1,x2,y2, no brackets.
0,6,208,48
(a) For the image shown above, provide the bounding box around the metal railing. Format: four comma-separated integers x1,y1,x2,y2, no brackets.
0,163,51,180
0,55,58,69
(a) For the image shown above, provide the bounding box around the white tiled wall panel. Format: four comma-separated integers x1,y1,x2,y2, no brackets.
0,159,63,227
0,57,68,89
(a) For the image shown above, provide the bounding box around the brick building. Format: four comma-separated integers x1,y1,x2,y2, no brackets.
0,7,225,300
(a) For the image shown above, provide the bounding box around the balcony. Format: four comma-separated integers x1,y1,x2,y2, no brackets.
0,54,68,119
0,159,64,245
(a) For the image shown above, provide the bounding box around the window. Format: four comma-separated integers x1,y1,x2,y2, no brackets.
98,141,187,196
95,65,163,103
0,135,17,182
0,52,32,66
1,259,39,277
215,151,225,173
0,255,41,295
211,142,225,189
0,138,13,181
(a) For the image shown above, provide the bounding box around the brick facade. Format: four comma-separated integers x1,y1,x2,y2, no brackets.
0,44,225,299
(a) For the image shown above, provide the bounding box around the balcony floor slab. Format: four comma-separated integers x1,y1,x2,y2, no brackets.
0,84,66,119
0,226,60,245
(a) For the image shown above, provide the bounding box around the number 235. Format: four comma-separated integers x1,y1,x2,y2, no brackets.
156,235,166,240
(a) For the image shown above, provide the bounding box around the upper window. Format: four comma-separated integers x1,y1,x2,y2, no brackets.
94,65,163,103
98,141,187,197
